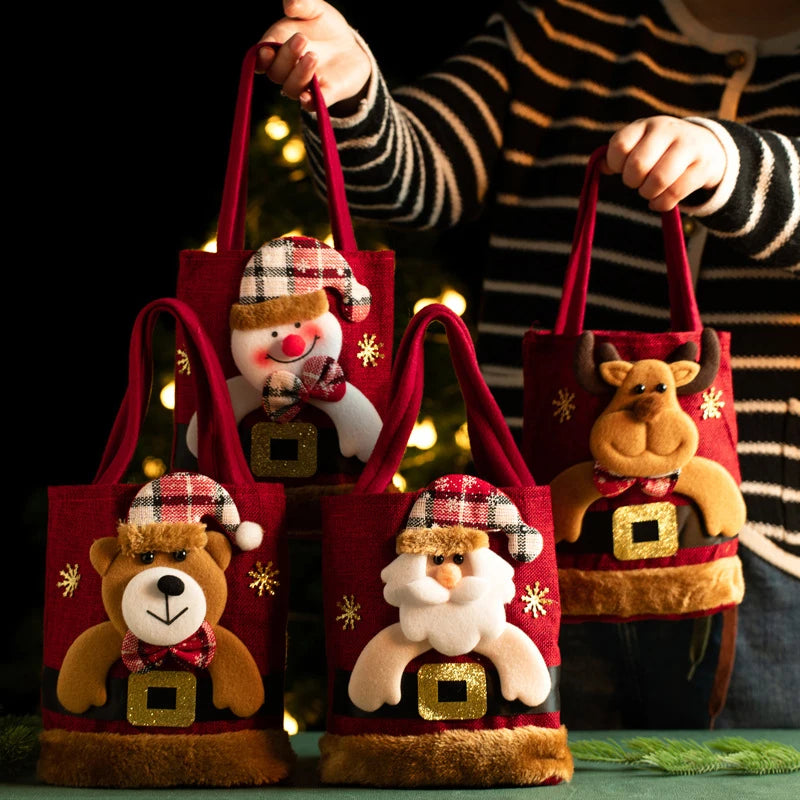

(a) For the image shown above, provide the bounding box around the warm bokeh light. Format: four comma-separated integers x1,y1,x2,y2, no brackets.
283,710,299,736
265,115,290,140
392,472,408,492
280,229,303,239
143,457,167,479
413,288,467,316
323,233,334,247
441,288,467,316
160,381,175,410
455,421,471,450
408,417,438,450
282,136,305,164
202,237,217,253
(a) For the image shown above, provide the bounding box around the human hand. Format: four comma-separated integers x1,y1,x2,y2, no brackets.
258,0,371,111
603,116,727,212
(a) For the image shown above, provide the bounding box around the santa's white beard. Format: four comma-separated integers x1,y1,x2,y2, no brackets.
394,576,513,656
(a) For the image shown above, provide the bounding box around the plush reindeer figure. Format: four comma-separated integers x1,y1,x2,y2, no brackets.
549,329,746,545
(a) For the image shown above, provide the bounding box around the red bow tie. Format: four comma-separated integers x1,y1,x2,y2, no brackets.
262,355,346,422
122,621,216,673
592,462,680,499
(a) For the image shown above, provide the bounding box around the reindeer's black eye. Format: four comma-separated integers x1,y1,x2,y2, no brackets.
453,554,465,565
633,384,646,394
173,549,187,562
432,554,445,565
655,383,668,393
140,551,155,564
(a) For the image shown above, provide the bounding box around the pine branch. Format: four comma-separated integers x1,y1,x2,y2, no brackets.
570,736,800,776
0,714,41,781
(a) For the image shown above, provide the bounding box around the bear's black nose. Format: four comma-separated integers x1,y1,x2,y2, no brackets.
157,575,185,597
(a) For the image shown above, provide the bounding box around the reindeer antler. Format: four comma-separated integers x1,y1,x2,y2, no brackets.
674,328,720,396
574,331,621,394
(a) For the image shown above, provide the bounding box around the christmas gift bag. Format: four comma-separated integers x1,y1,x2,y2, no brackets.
38,298,294,787
175,42,394,533
318,303,573,788
522,146,746,624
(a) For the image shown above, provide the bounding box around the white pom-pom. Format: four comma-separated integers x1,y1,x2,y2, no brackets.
235,521,264,551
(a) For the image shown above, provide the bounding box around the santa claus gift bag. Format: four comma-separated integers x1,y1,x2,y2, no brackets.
175,41,394,532
38,298,294,787
522,148,746,628
318,304,573,788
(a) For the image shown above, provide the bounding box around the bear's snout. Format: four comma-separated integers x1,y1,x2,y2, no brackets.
157,574,185,597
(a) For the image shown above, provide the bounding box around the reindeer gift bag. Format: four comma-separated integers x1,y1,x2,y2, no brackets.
38,299,293,787
318,304,573,788
522,147,746,628
175,42,394,533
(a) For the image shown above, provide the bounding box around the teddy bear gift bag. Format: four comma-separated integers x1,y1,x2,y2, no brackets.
38,299,294,788
318,304,573,788
521,148,746,629
175,42,394,533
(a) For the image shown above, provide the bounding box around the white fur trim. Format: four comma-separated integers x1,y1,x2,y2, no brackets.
235,521,264,551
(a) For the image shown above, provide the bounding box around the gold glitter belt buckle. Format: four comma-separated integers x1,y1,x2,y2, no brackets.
612,501,679,561
417,662,487,721
127,670,196,727
250,421,317,478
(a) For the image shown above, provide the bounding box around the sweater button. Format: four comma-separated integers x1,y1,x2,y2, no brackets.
725,49,748,70
682,216,698,237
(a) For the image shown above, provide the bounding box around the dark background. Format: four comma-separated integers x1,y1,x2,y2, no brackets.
9,3,493,719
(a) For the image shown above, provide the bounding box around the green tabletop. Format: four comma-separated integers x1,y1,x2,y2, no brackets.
2,729,798,799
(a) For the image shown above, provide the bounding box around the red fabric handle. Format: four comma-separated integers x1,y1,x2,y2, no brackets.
554,145,701,335
93,298,253,486
355,304,535,494
216,41,357,253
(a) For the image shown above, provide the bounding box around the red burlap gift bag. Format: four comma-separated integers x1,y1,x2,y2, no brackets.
38,298,293,787
522,147,746,625
175,42,395,532
318,304,573,788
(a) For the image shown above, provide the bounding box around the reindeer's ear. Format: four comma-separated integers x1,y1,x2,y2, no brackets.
598,361,633,387
670,360,702,388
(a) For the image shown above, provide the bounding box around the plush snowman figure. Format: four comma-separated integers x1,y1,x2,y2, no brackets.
187,237,382,463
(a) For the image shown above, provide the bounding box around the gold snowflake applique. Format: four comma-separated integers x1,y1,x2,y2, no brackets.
176,348,191,376
248,561,280,597
700,387,725,420
57,563,80,598
552,388,576,423
335,594,362,630
356,333,384,367
521,582,553,618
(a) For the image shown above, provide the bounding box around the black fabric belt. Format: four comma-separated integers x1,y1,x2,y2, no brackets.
331,664,561,719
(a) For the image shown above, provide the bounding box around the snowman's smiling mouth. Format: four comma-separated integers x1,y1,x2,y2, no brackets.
267,335,320,364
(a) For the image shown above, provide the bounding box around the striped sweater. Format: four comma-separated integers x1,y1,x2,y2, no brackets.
303,0,800,575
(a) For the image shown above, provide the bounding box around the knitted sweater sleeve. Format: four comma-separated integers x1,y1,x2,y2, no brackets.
682,118,800,269
301,14,514,231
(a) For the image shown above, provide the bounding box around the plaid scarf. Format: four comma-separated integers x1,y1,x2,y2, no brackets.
121,620,216,673
261,355,346,422
592,462,680,499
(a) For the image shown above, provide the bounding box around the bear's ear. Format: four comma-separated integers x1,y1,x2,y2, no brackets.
89,537,120,576
205,531,232,571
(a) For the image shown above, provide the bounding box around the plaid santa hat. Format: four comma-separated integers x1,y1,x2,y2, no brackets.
396,474,543,562
117,471,263,553
230,236,371,330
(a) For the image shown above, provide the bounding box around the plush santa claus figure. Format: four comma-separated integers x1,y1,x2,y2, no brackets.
348,475,552,713
187,237,382,464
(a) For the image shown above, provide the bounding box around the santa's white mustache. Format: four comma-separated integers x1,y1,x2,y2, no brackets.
388,575,492,607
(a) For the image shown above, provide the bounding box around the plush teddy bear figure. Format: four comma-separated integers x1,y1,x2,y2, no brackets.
56,472,264,720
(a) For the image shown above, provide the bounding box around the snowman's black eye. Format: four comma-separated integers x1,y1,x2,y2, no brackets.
294,322,301,328
432,554,445,565
140,552,155,564
271,331,278,338
453,554,465,565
